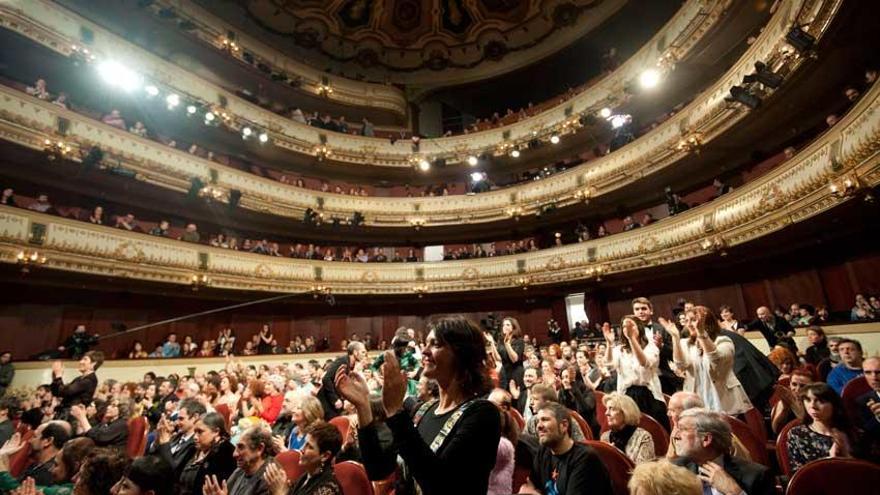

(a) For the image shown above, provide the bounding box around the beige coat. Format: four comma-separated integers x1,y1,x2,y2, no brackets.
675,335,753,416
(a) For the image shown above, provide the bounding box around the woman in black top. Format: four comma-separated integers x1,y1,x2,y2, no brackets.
264,421,343,495
498,317,526,393
335,317,501,495
803,326,831,365
179,412,236,495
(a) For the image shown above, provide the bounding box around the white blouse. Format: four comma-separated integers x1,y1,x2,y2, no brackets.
608,342,664,402
675,336,752,415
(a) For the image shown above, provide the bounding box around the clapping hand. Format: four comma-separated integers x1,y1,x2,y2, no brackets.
509,380,521,400
263,462,290,495
622,318,639,342
11,477,43,495
203,475,228,495
657,317,680,339
51,361,63,377
602,324,615,344
271,435,287,454
381,350,407,417
334,366,370,410
0,433,24,458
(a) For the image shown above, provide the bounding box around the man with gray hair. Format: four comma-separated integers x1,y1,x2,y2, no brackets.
666,392,751,461
672,409,773,495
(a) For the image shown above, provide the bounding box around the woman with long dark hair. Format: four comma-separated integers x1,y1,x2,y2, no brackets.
786,382,852,473
335,317,500,495
498,317,525,393
178,412,236,495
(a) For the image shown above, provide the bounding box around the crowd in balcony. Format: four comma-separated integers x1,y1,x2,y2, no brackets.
1,289,878,495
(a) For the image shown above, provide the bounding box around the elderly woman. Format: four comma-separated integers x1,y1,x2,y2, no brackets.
335,317,501,495
178,412,236,495
661,306,753,416
287,396,325,451
600,392,655,465
72,398,132,449
786,383,852,473
627,460,702,495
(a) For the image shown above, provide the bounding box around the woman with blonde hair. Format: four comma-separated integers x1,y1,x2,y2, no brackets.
599,392,655,465
660,306,752,416
627,460,702,495
287,395,325,451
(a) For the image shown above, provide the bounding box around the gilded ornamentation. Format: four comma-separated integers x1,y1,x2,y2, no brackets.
461,267,479,280
112,242,145,263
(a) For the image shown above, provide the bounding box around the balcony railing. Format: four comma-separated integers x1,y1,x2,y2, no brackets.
1,75,877,295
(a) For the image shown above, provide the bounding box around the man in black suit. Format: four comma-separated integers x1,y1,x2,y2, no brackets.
720,329,779,410
855,356,880,459
149,399,206,476
50,350,102,421
318,341,367,419
747,306,797,351
672,409,774,495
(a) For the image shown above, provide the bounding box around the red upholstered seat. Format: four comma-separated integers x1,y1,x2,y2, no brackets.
215,403,232,430
768,384,789,409
583,440,634,495
126,416,149,458
777,376,791,388
334,461,373,495
816,359,833,382
775,418,803,477
372,472,396,495
594,391,608,432
742,407,768,446
725,415,769,466
329,416,352,445
638,413,669,455
9,429,34,478
841,376,871,426
568,409,594,441
276,450,305,483
786,458,880,495
508,408,525,431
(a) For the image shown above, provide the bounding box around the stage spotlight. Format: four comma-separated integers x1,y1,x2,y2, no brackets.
725,86,760,109
743,61,783,89
258,132,269,143
204,112,215,122
467,155,478,166
510,149,521,158
242,127,253,139
418,159,431,171
639,68,661,89
186,105,197,115
144,85,159,97
610,114,631,129
786,26,815,53
470,171,485,182
550,135,560,144
97,60,142,92
599,107,612,118
166,93,180,109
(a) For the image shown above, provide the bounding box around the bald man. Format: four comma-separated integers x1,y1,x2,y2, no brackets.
747,306,795,350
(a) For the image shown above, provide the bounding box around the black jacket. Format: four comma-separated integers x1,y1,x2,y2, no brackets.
673,455,774,495
85,417,128,449
150,432,197,477
178,440,237,495
51,372,97,417
317,355,349,420
746,316,795,350
720,330,779,408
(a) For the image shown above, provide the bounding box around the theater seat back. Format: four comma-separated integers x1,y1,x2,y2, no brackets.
583,440,634,495
786,458,880,495
126,416,149,458
276,450,305,483
334,461,373,495
638,413,669,454
215,403,232,430
509,408,525,431
594,391,608,432
329,416,352,445
841,376,871,426
568,409,594,441
10,429,34,478
776,418,803,477
724,415,769,466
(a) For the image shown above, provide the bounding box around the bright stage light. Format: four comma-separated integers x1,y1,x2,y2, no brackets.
599,107,612,118
470,171,485,182
166,93,180,109
144,85,159,97
639,69,661,89
418,159,430,171
610,114,631,129
242,127,253,138
186,105,197,115
97,60,143,92
510,149,521,158
204,112,215,122
467,155,478,166
258,132,269,143
550,135,560,144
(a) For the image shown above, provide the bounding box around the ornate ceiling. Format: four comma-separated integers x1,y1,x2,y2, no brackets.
196,0,627,86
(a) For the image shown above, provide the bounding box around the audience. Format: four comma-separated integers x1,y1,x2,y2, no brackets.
786,383,852,473
600,392,656,465
827,338,865,394
627,460,702,495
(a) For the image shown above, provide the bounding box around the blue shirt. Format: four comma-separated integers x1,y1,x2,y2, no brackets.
288,425,307,451
827,365,863,394
162,342,181,358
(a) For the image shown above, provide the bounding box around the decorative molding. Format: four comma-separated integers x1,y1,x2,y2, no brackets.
0,75,876,295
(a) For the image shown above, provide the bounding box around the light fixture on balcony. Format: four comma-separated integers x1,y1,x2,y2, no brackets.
258,131,269,144
585,265,606,281
166,93,180,110
467,155,479,166
550,134,560,145
221,37,240,52
574,187,595,203
598,107,612,119
318,83,334,97
675,133,703,153
190,273,211,290
700,236,727,255
409,217,426,230
828,175,863,198
198,185,226,201
639,68,662,89
516,276,531,290
16,250,47,273
510,149,521,158
505,205,524,219
413,285,428,298
44,139,72,161
314,144,331,160
309,285,331,299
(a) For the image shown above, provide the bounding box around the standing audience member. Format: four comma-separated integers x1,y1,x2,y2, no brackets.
50,351,102,420
499,317,526,393
317,342,366,419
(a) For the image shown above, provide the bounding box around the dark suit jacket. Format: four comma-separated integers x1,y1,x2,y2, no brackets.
317,355,350,419
150,432,197,477
746,316,795,349
721,330,779,408
856,390,880,459
51,372,97,418
673,455,774,495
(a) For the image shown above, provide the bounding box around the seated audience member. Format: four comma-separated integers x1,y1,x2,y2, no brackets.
0,397,18,446
111,455,175,495
0,188,16,207
162,334,182,358
627,460,702,495
149,399,206,476
523,384,588,442
149,220,170,237
74,447,130,495
180,223,201,243
129,121,148,138
264,421,343,495
488,404,517,495
768,346,798,381
803,326,831,365
26,78,51,99
102,109,127,129
0,422,71,487
523,402,613,495
855,356,880,458
27,193,54,214
770,368,813,434
179,412,236,495
672,409,774,495
786,383,852,473
286,395,324,451
1,436,94,494
600,392,655,465
51,351,102,420
558,364,599,438
87,206,104,225
115,213,140,232
72,398,131,448
203,427,277,495
827,338,865,394
828,336,843,365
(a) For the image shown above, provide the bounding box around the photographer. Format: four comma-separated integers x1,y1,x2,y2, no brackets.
371,328,420,396
59,325,99,359
548,318,563,345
